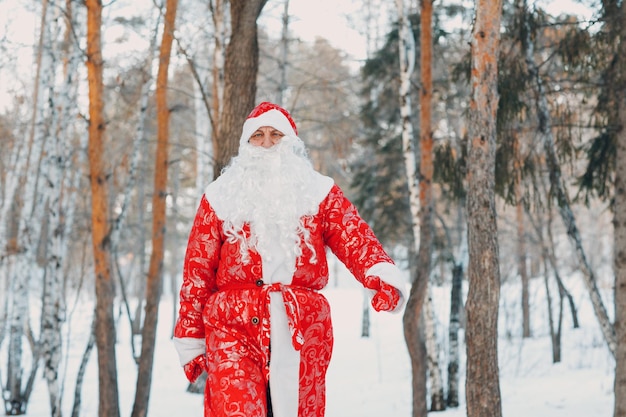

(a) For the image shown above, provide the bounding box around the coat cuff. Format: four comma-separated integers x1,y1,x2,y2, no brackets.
173,337,206,366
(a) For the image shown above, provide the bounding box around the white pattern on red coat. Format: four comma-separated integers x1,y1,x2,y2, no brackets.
173,173,405,417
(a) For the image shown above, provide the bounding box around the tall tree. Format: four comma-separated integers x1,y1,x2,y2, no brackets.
85,1,121,416
100,10,162,365
352,6,470,410
208,0,226,184
395,0,427,415
277,0,290,107
513,131,530,338
465,0,503,416
610,0,626,414
38,0,67,413
416,0,445,411
519,0,616,356
213,0,268,177
447,262,464,407
131,1,178,416
3,0,54,413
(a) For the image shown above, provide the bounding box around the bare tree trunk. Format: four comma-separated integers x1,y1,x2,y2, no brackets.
192,29,213,196
542,251,562,363
0,146,26,353
278,0,290,107
106,12,159,363
37,2,74,414
3,0,54,413
396,0,427,414
214,0,268,177
465,1,503,416
517,196,530,338
361,290,370,338
417,0,444,411
41,210,65,417
520,0,616,356
0,4,46,260
536,193,572,363
85,1,121,416
424,292,444,411
71,317,95,417
56,0,84,275
5,257,31,415
446,263,463,407
209,0,227,153
133,166,148,342
613,1,626,414
193,73,214,194
514,132,531,338
131,0,178,415
37,82,64,417
527,203,580,332
0,266,8,345
168,161,181,337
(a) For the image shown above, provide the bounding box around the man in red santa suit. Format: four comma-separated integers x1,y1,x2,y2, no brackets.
173,102,406,417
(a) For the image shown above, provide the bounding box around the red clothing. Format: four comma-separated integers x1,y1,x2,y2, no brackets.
174,183,398,417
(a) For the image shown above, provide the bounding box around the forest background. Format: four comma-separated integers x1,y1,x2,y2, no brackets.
0,0,623,417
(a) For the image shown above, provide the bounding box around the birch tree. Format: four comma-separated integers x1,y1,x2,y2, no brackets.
417,0,446,411
85,1,121,416
447,262,463,407
3,0,57,412
395,0,427,415
395,0,447,413
465,0,503,416
1,102,36,417
38,1,68,413
33,2,87,414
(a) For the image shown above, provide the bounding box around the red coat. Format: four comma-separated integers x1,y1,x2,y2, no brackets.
174,180,402,417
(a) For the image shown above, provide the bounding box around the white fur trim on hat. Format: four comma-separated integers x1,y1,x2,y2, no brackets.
240,108,298,146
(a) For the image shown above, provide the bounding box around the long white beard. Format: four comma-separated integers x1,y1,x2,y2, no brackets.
215,136,321,265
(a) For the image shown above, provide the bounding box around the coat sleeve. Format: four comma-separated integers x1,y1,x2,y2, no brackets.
321,185,395,276
173,195,222,366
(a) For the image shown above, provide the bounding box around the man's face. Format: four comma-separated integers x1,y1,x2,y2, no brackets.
248,126,284,148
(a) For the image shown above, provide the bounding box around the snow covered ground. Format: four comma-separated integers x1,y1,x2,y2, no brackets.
13,263,614,417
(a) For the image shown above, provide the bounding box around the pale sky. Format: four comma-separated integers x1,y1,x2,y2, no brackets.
262,0,594,63
277,0,375,61
0,0,596,111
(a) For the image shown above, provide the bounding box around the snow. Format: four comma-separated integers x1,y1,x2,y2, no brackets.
12,260,614,417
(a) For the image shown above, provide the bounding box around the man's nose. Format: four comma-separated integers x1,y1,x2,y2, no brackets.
260,134,274,148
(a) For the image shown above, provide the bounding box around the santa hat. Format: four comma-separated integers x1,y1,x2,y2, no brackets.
239,102,298,146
